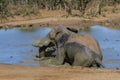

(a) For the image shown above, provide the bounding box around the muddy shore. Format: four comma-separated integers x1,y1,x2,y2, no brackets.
0,17,120,30
0,9,120,30
0,64,120,80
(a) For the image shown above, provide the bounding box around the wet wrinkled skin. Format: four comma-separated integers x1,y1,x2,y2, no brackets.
49,26,103,67
33,26,103,68
49,26,102,58
54,42,104,67
33,37,56,59
32,27,78,59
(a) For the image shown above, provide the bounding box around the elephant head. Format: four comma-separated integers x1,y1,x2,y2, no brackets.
32,26,79,58
48,26,78,45
32,37,52,48
33,26,78,48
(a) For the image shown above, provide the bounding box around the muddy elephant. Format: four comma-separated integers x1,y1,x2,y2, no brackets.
32,27,79,58
49,26,102,58
33,37,56,58
55,42,103,67
33,26,103,67
48,26,103,67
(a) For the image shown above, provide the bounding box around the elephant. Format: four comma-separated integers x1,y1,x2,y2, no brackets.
32,27,79,59
49,26,102,58
55,42,104,67
48,26,103,67
33,26,103,67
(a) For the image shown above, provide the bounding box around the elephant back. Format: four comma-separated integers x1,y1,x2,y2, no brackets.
68,33,102,59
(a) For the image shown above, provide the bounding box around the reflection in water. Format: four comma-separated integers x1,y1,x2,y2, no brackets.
0,26,120,69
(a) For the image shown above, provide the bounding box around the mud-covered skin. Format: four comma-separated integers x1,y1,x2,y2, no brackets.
34,40,56,59
49,26,103,67
32,31,58,59
49,26,102,59
32,36,52,48
32,27,79,59
36,46,56,58
55,42,103,67
33,26,103,67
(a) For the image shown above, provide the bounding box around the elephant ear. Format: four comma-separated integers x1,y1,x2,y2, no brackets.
66,27,78,33
58,33,70,47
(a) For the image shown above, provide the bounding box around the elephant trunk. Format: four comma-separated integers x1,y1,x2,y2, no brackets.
32,38,51,48
32,43,43,47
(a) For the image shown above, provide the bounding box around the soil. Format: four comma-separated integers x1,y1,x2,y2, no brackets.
0,6,120,80
0,64,120,80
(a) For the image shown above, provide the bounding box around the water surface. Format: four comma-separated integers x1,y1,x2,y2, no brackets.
0,28,51,66
0,26,120,69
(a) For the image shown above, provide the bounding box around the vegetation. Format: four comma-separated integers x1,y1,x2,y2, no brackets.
0,0,120,21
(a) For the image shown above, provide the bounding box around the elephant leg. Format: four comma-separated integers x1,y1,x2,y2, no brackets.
52,47,65,65
73,53,90,66
73,53,82,66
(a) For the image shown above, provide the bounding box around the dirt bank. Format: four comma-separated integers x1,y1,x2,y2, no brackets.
0,10,120,30
0,64,120,80
0,16,120,30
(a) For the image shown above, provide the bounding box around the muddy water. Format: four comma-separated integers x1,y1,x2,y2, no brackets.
0,26,120,69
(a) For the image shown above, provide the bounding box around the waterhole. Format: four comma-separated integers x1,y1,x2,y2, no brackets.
0,26,120,69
